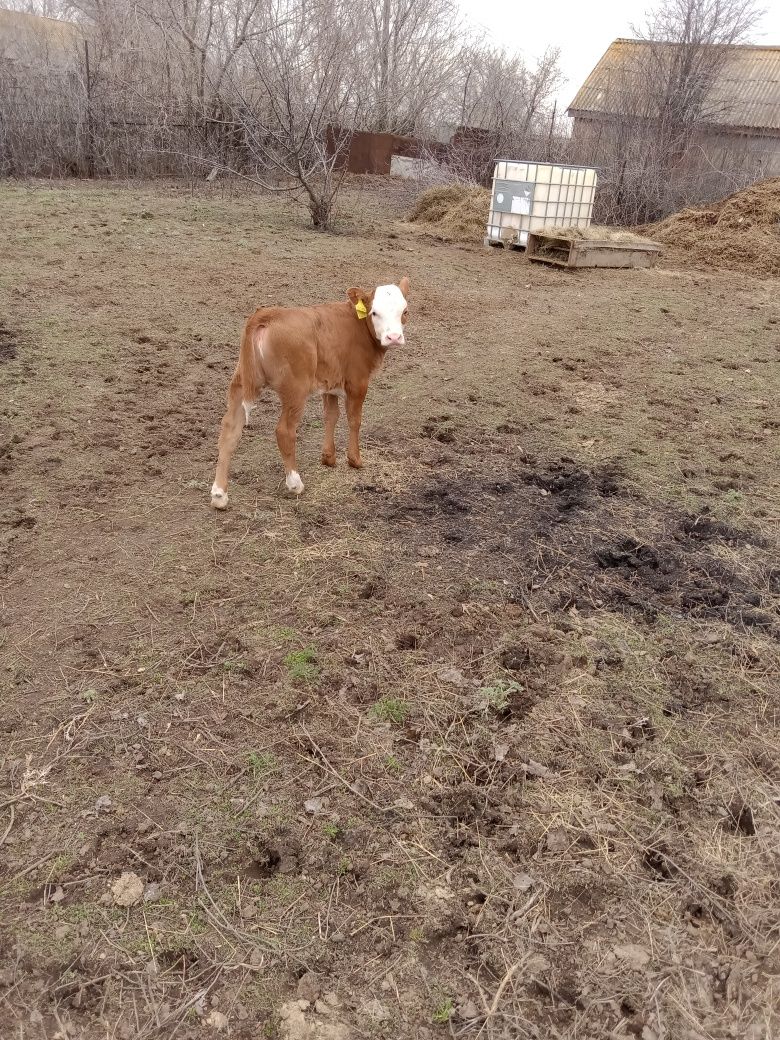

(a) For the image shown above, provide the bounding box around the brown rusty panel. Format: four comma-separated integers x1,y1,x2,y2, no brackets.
326,129,420,175
346,132,396,175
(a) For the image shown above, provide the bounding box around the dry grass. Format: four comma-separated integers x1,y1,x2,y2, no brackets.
0,178,778,1040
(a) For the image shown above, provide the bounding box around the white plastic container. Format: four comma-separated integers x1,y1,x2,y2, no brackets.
486,160,598,247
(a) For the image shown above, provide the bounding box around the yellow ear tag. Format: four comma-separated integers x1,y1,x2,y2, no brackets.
355,299,368,320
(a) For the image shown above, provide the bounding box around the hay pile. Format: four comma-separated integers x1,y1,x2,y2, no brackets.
538,225,658,246
641,178,780,277
409,184,491,243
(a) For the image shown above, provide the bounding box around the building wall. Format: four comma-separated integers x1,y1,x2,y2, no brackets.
694,129,780,178
571,114,780,178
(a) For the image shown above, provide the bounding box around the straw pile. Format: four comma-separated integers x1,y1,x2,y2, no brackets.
538,225,658,245
409,184,491,243
640,178,780,277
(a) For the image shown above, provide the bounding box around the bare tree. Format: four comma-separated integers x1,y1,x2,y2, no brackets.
425,43,563,184
0,0,563,219
352,0,467,134
573,0,765,223
214,0,360,228
456,46,560,137
634,0,764,157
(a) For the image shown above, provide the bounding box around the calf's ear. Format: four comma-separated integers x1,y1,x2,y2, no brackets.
398,275,410,299
347,287,368,306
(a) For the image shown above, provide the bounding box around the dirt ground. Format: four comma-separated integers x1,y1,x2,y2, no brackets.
1,178,779,1040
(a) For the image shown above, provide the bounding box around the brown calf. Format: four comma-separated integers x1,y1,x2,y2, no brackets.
211,277,410,509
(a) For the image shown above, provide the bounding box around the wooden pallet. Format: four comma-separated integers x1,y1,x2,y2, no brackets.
526,231,662,269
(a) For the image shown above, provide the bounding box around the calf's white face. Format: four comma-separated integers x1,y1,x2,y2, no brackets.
370,283,408,347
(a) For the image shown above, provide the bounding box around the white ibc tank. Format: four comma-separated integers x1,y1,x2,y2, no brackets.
486,160,598,247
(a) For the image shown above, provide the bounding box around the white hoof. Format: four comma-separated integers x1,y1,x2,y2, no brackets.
211,483,229,510
285,471,304,495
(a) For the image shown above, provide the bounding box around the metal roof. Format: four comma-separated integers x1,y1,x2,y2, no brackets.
568,38,780,132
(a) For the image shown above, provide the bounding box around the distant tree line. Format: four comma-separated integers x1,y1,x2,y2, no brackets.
0,0,562,226
0,0,767,227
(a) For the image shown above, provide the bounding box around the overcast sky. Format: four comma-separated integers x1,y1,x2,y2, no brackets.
458,0,780,111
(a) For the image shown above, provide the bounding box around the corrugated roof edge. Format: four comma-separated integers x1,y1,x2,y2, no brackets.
608,37,780,50
567,37,780,119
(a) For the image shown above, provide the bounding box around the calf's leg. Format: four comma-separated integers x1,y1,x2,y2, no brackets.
345,389,366,469
275,394,307,493
321,393,340,467
211,375,246,509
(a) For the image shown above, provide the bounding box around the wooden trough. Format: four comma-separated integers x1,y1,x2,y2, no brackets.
527,230,662,269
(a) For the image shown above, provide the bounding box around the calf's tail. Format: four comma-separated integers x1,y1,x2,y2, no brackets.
237,316,268,403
